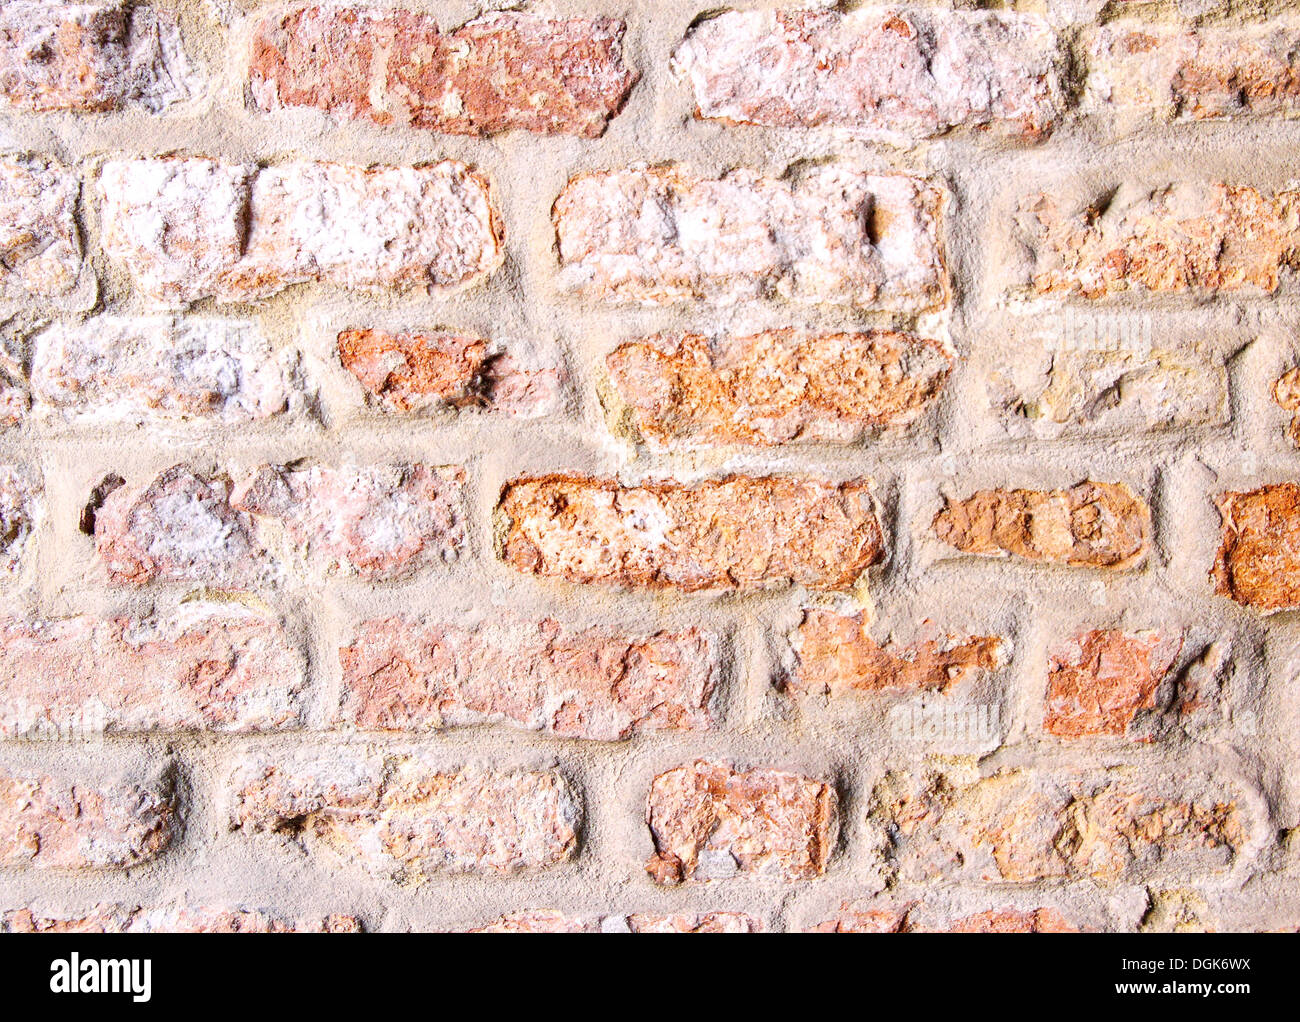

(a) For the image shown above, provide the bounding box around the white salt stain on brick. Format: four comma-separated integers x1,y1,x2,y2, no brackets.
30,317,303,424
674,8,1064,144
95,466,264,588
95,462,467,587
98,158,249,305
100,158,503,307
554,163,946,310
0,1,195,114
232,462,466,581
0,156,82,299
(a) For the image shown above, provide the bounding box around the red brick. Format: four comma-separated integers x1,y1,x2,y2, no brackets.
1019,184,1300,298
1212,483,1300,611
675,8,1063,142
339,618,716,740
606,330,951,448
791,610,1004,698
338,329,486,411
0,155,81,298
30,317,299,425
0,1,191,113
1044,630,1182,738
230,753,579,880
645,760,837,884
879,768,1255,884
100,158,503,306
0,606,304,736
250,7,636,138
499,475,883,592
0,766,177,869
932,481,1150,569
554,164,946,310
338,328,564,418
1090,25,1300,121
232,462,465,581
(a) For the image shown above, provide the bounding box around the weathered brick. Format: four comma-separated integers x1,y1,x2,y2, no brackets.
467,910,588,933
94,466,264,588
809,902,1076,932
619,912,758,933
95,462,465,586
338,328,564,418
878,768,1255,883
645,760,836,884
339,618,716,740
1212,483,1300,611
499,475,883,592
250,7,636,138
0,380,25,429
790,610,1004,698
0,1,191,113
606,330,951,448
1274,367,1300,446
232,462,465,581
675,8,1064,143
808,903,911,933
2,905,360,933
1,905,132,933
122,906,360,933
554,164,946,310
935,908,1077,933
0,155,81,298
0,465,38,577
230,753,579,880
100,158,503,306
30,317,300,424
0,766,177,869
932,481,1150,570
1019,184,1300,298
1044,630,1182,738
1140,888,1218,933
338,328,485,411
990,342,1229,436
1090,24,1300,121
0,606,304,736
468,910,759,933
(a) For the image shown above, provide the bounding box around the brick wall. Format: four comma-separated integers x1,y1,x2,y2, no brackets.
1,0,1299,934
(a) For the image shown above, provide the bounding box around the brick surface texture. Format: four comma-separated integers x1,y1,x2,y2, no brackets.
1,1,1298,934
